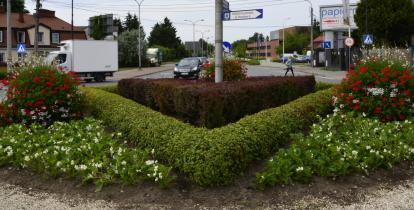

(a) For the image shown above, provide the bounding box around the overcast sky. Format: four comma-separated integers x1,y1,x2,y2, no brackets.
25,0,359,43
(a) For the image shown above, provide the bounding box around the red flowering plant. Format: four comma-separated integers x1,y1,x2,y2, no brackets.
334,59,414,122
0,65,83,127
204,59,247,81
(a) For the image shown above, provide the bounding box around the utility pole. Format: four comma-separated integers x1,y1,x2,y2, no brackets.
34,0,41,55
305,0,314,67
6,0,12,74
215,0,223,83
134,0,144,70
71,0,74,40
185,19,204,57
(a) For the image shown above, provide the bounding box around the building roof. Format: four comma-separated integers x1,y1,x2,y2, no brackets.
314,35,325,43
0,11,84,32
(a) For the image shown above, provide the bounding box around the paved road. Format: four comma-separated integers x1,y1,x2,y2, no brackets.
139,64,345,84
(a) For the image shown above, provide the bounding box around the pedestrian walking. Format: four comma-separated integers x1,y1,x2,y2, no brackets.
285,56,295,77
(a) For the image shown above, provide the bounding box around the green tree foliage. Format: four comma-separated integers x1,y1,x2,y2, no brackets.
124,13,141,31
113,18,124,35
118,29,147,67
248,32,264,42
276,33,310,55
148,17,188,60
91,16,107,40
232,39,248,58
355,0,414,46
1,0,28,13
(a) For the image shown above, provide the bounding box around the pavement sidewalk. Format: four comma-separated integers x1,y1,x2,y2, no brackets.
259,62,346,82
110,63,174,81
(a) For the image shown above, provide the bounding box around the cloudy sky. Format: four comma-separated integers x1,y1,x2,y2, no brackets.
25,0,359,43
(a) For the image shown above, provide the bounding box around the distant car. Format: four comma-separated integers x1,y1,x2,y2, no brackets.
295,55,308,63
280,54,297,63
174,57,202,79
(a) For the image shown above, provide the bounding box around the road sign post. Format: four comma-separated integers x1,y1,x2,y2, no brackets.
223,9,263,21
215,0,224,83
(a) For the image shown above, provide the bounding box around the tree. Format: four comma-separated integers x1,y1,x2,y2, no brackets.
355,0,414,46
118,29,147,67
90,16,107,40
276,32,310,55
1,0,28,13
232,39,248,58
248,32,264,43
148,17,182,49
124,13,140,31
113,18,124,35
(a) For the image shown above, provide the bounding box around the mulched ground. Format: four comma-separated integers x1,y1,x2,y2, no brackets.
0,161,413,209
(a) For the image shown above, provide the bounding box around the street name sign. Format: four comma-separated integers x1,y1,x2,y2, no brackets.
17,43,26,54
363,34,374,45
345,37,355,47
223,9,263,21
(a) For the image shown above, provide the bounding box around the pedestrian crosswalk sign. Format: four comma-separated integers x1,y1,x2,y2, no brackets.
17,43,26,54
363,34,374,45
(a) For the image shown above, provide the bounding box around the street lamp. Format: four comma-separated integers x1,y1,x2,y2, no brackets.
134,0,144,70
184,19,204,57
282,17,291,61
304,0,314,67
197,29,210,57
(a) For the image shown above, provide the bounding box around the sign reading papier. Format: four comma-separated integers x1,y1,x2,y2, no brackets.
320,4,358,31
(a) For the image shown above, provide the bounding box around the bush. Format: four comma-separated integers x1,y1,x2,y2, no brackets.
0,65,83,127
316,82,334,91
204,59,247,81
257,112,414,188
0,72,7,80
334,59,414,122
82,87,333,186
0,119,173,190
247,59,261,65
118,76,316,128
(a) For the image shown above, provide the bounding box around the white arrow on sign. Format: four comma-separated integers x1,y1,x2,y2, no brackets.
223,9,263,21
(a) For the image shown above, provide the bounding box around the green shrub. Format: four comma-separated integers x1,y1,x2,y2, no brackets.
316,82,334,91
0,119,173,190
257,112,414,188
94,85,118,94
247,59,261,65
0,65,83,127
82,87,333,186
0,72,7,80
272,58,280,63
118,77,316,128
204,59,247,81
334,59,414,122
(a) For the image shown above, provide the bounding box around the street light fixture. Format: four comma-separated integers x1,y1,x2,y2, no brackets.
134,0,144,70
304,0,314,67
282,17,291,62
197,29,210,57
184,19,205,57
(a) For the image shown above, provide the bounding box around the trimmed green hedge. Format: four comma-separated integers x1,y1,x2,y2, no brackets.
82,87,333,186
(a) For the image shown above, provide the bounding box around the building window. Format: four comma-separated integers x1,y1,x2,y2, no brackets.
38,32,44,43
0,31,3,43
17,31,25,43
0,53,4,63
52,33,60,44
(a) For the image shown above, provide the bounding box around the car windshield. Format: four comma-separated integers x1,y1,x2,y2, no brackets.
178,58,199,66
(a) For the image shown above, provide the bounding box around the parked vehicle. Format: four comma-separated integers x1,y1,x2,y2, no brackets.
174,57,202,79
147,48,163,66
295,55,308,63
198,57,209,65
280,53,297,63
47,40,118,82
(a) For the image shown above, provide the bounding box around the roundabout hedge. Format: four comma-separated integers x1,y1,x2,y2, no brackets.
82,87,333,186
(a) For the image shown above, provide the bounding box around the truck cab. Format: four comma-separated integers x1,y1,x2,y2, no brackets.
147,48,163,67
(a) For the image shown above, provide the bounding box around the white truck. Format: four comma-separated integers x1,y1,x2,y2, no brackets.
146,48,163,67
47,40,118,82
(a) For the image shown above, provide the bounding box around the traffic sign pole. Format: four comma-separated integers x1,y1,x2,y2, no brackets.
215,0,223,83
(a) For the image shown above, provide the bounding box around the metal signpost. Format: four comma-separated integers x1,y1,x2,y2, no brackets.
345,37,354,70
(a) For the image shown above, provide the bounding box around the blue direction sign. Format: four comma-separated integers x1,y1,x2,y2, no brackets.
17,43,26,54
223,9,263,21
223,41,232,53
321,41,332,49
363,34,374,45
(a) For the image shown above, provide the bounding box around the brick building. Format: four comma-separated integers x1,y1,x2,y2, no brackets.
0,6,86,64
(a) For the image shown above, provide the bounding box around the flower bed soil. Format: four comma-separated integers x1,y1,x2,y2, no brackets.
0,161,413,209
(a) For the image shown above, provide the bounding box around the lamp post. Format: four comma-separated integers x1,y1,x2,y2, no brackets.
304,0,314,67
134,0,144,70
282,17,291,61
197,29,210,57
184,19,204,57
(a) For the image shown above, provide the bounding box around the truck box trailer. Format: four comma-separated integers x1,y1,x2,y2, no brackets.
47,40,118,82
